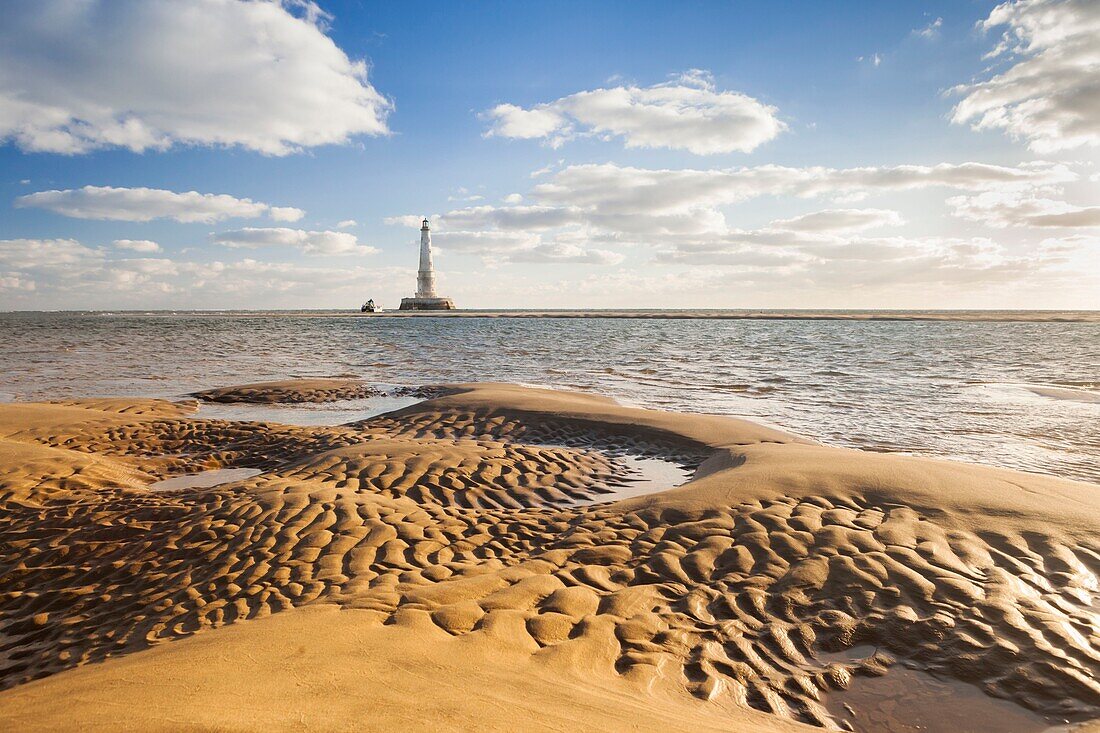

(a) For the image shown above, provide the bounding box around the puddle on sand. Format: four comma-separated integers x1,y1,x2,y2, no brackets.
825,665,1062,733
579,454,694,505
818,644,878,663
149,468,263,491
194,393,422,426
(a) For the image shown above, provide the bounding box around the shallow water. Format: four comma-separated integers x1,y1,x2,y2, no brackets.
148,468,263,491
824,665,1060,733
2,312,1098,483
195,392,422,425
581,455,694,505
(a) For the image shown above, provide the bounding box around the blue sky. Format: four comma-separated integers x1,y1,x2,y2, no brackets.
1,0,1097,309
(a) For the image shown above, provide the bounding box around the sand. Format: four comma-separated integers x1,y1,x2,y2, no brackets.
193,378,382,403
0,381,1097,732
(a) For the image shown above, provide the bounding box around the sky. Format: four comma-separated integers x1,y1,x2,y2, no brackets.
0,0,1098,311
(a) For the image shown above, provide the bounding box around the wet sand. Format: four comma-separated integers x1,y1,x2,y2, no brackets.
0,381,1097,732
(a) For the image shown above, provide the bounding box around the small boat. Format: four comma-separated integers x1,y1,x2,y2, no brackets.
360,299,381,313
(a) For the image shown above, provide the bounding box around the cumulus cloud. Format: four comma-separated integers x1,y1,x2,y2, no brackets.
952,0,1100,152
507,244,624,265
19,187,258,223
211,227,377,255
388,157,1085,289
16,186,305,223
0,237,404,308
948,191,1100,228
336,219,358,229
112,239,162,253
530,162,1073,215
389,211,617,266
0,0,391,155
0,238,101,269
439,205,587,232
654,247,807,268
770,208,905,233
269,207,307,222
655,233,1072,291
483,70,785,155
431,230,541,254
0,273,35,292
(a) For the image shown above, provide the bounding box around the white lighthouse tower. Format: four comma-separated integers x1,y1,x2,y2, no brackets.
415,218,437,298
399,217,456,310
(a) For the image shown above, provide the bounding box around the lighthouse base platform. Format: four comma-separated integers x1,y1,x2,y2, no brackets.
398,297,457,311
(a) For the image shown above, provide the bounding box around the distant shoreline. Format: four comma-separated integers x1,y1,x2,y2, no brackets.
6,309,1098,322
347,309,1100,322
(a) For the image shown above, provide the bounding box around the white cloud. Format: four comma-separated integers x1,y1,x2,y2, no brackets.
502,193,524,204
948,191,1100,228
0,0,391,155
484,104,566,141
0,236,407,308
432,230,541,253
211,227,377,255
428,228,623,265
336,219,358,229
483,70,785,155
430,228,622,266
506,243,624,265
0,273,35,292
112,239,162,253
439,205,588,232
654,247,808,268
654,233,1073,290
952,0,1100,152
389,210,619,266
530,161,1073,215
387,159,1079,276
16,186,304,223
383,214,434,229
0,238,101,270
530,162,561,179
394,144,1100,300
1038,234,1099,254
915,17,943,39
770,208,905,233
269,207,307,222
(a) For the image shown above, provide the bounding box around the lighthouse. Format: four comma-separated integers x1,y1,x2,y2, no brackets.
399,218,456,310
415,217,437,298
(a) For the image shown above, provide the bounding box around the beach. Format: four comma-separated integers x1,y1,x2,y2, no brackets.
3,0,1098,729
0,379,1097,732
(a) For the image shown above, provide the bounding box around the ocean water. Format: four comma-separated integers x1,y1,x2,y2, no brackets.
1,311,1097,484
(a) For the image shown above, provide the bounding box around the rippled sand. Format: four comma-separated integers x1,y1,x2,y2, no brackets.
0,381,1097,732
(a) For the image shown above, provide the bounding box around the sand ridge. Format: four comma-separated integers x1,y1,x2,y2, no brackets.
193,377,383,403
0,382,1097,731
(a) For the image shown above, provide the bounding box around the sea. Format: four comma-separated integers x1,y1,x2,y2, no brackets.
1,311,1097,485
